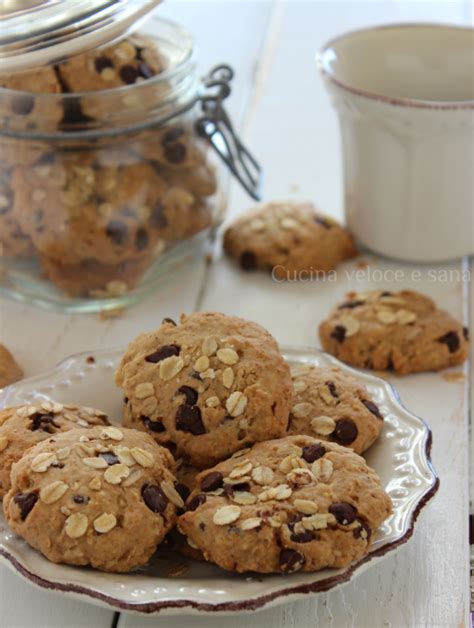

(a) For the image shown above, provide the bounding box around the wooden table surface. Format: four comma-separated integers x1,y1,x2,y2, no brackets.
1,2,472,627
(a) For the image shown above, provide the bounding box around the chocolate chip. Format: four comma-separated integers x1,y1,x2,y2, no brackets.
150,202,168,227
187,493,206,511
61,100,93,127
145,344,180,363
353,520,371,540
29,413,58,434
135,228,149,251
463,327,469,341
314,216,332,229
239,250,257,271
73,495,89,504
279,548,305,573
141,484,168,514
200,471,223,492
326,381,338,398
227,481,250,492
99,452,119,465
338,300,364,310
119,64,140,84
95,56,113,73
162,317,176,326
12,94,35,116
86,356,95,364
362,400,384,420
175,405,205,435
142,417,166,433
138,62,154,79
124,397,129,404
163,128,185,144
290,529,314,543
329,502,357,525
106,220,128,246
14,492,38,520
380,291,392,297
438,331,460,353
302,443,326,463
331,325,346,343
177,385,198,406
333,418,358,445
164,143,186,164
175,483,190,502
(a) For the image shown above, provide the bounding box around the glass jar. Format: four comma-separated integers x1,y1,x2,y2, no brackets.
0,16,260,312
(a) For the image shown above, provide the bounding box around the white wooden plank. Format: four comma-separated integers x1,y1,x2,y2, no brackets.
0,578,114,628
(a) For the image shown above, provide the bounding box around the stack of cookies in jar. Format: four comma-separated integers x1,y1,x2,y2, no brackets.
0,34,217,298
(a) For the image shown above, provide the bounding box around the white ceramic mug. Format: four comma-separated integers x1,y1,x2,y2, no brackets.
317,23,474,262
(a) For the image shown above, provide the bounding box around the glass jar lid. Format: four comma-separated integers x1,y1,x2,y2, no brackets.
0,0,162,73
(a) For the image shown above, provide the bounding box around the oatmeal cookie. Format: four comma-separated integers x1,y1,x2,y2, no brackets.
0,402,109,499
116,312,292,468
223,202,357,276
319,290,469,375
178,435,392,573
0,66,63,130
287,364,383,453
56,35,165,92
3,426,178,572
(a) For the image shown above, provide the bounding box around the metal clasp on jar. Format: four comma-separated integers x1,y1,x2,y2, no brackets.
195,64,262,201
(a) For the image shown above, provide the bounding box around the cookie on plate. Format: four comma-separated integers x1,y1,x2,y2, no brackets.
287,364,383,453
223,201,357,276
319,290,469,375
3,426,179,573
178,435,392,573
115,312,292,469
0,402,109,498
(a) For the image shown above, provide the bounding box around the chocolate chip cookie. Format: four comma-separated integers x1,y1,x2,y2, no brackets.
0,67,63,130
3,426,179,572
223,202,357,276
0,402,109,499
319,290,469,375
177,435,392,573
56,35,165,93
116,312,292,469
287,364,383,453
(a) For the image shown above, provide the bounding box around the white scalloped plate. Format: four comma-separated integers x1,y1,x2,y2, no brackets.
0,347,438,616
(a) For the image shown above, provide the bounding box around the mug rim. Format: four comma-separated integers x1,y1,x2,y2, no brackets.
316,22,474,110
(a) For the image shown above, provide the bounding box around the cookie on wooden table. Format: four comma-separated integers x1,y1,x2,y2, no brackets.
116,312,292,469
0,402,109,498
223,201,357,277
319,290,469,375
287,364,383,453
177,435,392,573
3,426,179,573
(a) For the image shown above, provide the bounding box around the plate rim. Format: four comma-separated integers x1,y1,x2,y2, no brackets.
0,346,440,615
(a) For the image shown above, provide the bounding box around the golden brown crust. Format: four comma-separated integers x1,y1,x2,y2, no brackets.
287,364,383,453
319,290,469,375
223,202,357,275
0,402,109,499
116,312,292,468
3,426,178,572
178,435,392,573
